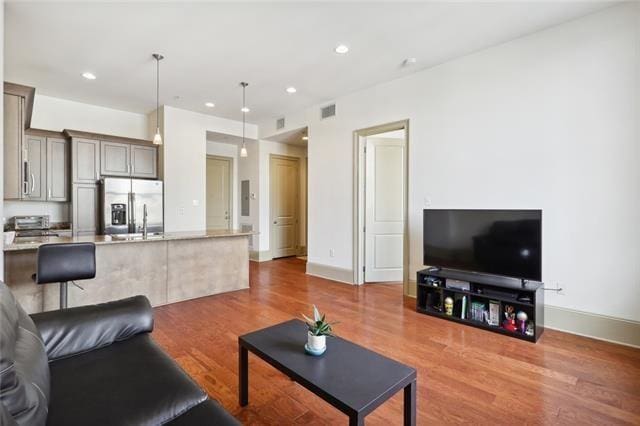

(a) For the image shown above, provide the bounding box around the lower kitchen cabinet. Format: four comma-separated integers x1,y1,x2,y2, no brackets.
72,183,98,235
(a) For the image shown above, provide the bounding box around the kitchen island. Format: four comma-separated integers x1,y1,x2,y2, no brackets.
4,230,252,313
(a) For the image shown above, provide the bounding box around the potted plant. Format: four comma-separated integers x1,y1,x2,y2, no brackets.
302,305,337,356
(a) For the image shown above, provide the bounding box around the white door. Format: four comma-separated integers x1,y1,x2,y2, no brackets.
270,156,299,258
206,156,231,229
365,137,405,282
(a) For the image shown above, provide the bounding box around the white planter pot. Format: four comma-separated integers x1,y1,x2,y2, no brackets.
307,332,326,351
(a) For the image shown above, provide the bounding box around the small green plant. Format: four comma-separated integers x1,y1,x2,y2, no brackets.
302,305,338,337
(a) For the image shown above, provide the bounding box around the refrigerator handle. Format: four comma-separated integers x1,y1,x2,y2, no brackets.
131,192,136,232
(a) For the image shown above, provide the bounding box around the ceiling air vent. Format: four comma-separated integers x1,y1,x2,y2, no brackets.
321,103,336,120
276,117,285,130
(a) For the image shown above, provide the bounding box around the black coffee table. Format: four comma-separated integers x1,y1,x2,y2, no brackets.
238,319,417,425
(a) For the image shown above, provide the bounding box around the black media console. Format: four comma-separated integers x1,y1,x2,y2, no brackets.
416,268,544,342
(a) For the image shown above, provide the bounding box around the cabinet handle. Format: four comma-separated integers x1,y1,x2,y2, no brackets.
30,173,35,193
48,187,52,199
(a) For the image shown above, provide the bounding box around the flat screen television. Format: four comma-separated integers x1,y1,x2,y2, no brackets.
423,209,541,281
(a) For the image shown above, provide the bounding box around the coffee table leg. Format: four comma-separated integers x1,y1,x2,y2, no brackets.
349,413,364,426
239,344,248,406
404,379,416,426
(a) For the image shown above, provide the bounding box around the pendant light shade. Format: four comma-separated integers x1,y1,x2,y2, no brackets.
240,82,249,157
152,53,164,145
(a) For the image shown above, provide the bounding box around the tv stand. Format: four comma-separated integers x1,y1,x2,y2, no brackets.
416,268,544,342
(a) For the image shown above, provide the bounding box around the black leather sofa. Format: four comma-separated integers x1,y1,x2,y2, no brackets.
0,282,239,426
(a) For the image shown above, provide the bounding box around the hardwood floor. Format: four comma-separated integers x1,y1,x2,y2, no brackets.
152,258,640,425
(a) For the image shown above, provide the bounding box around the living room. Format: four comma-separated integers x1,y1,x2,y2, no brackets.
1,2,639,425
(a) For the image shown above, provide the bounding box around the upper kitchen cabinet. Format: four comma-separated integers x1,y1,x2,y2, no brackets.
23,135,47,201
3,83,35,200
72,138,100,184
101,141,130,177
47,137,69,202
131,145,158,178
4,94,23,200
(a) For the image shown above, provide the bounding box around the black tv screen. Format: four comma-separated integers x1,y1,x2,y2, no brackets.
423,209,541,281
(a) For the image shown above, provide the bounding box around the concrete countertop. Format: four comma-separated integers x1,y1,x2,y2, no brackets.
4,229,254,252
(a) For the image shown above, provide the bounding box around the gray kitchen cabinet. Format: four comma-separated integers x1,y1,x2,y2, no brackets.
101,141,130,177
46,137,69,202
4,94,23,200
23,135,47,201
131,144,157,178
72,183,98,235
72,138,100,184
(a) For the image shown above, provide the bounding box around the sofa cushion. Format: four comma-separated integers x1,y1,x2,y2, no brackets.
46,334,207,426
166,400,239,426
0,282,50,426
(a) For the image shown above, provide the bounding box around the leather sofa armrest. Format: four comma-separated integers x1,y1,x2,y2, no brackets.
30,295,154,361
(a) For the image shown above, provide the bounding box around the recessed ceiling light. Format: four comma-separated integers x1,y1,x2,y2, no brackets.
402,57,418,67
302,136,309,141
241,107,250,113
82,72,96,80
334,44,349,54
205,102,215,108
286,87,297,94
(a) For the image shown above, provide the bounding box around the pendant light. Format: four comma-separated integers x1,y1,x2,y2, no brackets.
152,53,164,145
240,82,249,157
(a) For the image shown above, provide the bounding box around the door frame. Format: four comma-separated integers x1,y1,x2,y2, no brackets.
353,119,410,290
269,154,300,259
206,154,233,230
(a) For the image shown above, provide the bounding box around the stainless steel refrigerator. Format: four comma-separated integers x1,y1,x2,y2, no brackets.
100,178,164,235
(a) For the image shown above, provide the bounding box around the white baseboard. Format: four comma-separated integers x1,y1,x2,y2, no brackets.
544,305,640,348
406,280,638,347
306,262,354,284
249,250,272,262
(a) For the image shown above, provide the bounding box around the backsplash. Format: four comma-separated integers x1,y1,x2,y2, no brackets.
3,201,71,225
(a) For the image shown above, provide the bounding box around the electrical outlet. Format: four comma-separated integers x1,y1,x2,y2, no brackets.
329,249,335,257
424,197,432,207
192,199,199,207
178,207,185,216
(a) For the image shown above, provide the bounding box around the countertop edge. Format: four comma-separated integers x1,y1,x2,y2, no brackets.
4,230,255,252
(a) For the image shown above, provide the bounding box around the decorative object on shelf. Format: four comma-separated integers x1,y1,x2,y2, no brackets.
444,297,454,316
488,300,500,326
239,82,249,157
526,321,535,337
302,305,337,356
516,311,528,334
502,304,517,332
151,53,164,145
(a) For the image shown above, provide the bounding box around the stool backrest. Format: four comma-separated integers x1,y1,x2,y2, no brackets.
35,243,96,284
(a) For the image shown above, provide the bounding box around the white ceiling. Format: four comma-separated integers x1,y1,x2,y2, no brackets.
5,2,613,123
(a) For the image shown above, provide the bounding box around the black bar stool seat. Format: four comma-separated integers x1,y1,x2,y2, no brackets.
32,242,96,309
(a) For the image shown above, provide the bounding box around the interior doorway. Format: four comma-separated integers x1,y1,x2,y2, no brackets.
270,154,300,258
353,120,409,286
206,155,233,230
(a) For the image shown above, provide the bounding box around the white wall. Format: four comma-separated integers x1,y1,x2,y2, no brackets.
31,95,148,139
206,140,239,229
238,139,259,250
161,106,257,232
259,4,640,322
257,140,307,253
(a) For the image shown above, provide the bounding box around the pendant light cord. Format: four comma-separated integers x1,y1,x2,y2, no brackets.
242,84,245,144
156,56,160,130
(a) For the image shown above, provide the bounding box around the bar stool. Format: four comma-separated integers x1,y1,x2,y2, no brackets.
32,242,96,309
